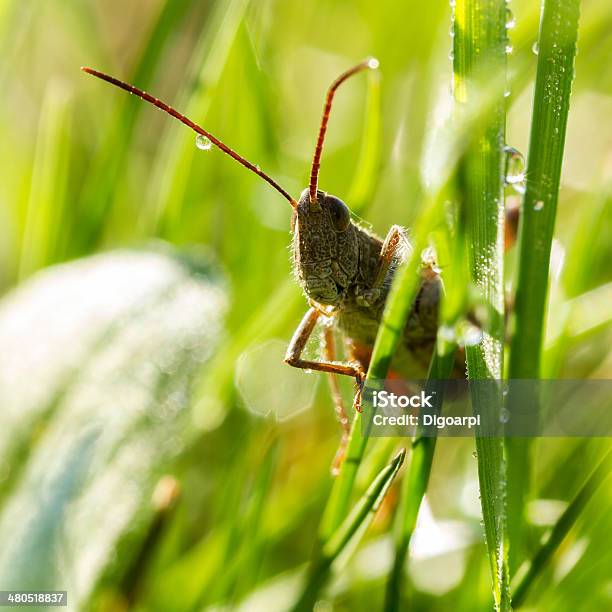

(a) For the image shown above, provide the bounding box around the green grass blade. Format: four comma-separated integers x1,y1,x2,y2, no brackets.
292,449,405,611
507,0,580,572
384,203,472,610
318,194,445,541
384,345,456,612
78,0,195,249
18,81,72,280
511,448,612,607
453,0,510,609
146,0,251,234
204,438,280,606
347,69,382,213
509,0,581,377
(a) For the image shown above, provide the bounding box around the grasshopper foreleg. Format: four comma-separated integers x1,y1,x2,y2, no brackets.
284,307,366,410
374,225,410,288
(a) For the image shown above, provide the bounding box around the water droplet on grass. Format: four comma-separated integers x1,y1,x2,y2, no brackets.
532,41,539,55
439,325,456,343
457,321,483,347
505,8,516,29
533,200,544,211
504,146,526,194
195,135,212,151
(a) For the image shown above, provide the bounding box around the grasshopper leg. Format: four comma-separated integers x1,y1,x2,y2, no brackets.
321,325,351,475
284,307,366,412
373,225,409,289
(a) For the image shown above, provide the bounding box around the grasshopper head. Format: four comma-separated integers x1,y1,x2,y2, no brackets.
291,188,359,306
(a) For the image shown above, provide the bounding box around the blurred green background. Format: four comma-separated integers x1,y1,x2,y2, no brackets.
0,0,611,610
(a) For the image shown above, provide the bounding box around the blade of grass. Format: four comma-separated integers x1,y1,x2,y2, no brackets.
347,69,382,213
507,0,580,572
78,0,195,249
18,81,72,280
145,0,251,234
511,448,612,607
543,188,609,377
384,203,470,611
318,193,445,542
204,438,280,606
384,344,456,612
453,0,510,609
292,449,406,612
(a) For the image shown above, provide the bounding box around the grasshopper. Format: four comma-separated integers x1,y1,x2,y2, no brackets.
82,60,443,470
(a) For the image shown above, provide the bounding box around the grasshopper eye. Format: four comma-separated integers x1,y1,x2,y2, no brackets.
326,195,351,232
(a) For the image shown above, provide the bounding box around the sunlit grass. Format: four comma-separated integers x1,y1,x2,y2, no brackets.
0,0,610,610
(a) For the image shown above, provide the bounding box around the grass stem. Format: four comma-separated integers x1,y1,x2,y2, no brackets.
507,0,581,571
453,0,510,608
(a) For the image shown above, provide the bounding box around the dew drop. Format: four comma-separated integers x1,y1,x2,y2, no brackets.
532,41,539,55
533,200,544,211
304,368,313,375
505,8,516,30
505,44,513,55
449,50,455,61
472,451,478,459
457,321,483,347
439,324,457,343
195,134,212,151
504,146,526,194
500,408,510,424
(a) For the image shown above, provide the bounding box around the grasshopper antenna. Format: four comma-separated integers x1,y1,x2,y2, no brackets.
81,67,297,208
308,58,379,205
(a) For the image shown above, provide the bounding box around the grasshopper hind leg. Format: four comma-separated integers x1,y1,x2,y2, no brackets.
322,326,351,475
